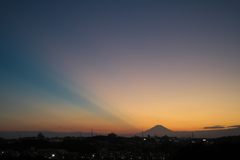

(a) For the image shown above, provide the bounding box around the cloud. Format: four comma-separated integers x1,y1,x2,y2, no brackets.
227,125,240,129
203,125,225,129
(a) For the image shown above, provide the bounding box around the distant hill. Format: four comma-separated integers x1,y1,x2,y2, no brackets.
0,131,101,139
194,127,240,138
135,125,240,138
1,125,240,139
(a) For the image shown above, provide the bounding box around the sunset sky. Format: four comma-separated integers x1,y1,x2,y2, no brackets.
1,0,240,134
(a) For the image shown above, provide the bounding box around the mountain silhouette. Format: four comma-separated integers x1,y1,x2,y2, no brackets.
146,125,172,132
137,125,174,137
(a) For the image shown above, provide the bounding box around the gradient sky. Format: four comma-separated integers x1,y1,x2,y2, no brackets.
1,0,240,134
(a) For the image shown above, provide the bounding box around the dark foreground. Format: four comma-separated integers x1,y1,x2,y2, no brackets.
1,134,240,160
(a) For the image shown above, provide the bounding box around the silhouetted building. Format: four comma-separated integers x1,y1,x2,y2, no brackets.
108,133,117,137
37,132,45,140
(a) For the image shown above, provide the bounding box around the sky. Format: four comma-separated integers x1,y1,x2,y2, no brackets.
0,0,240,134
